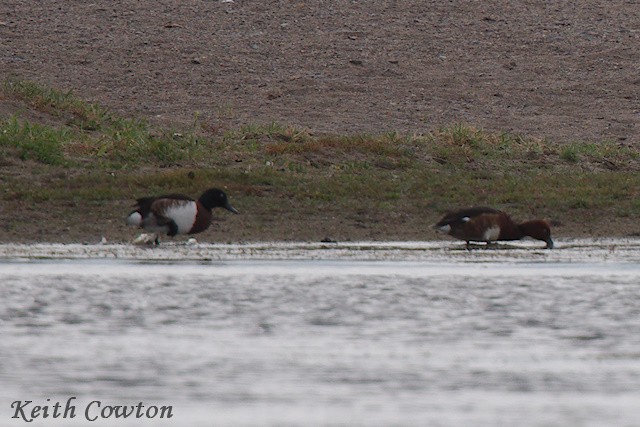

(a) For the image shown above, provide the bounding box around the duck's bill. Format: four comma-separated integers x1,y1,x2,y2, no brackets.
225,202,239,214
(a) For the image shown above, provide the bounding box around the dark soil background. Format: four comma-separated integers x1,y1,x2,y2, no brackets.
2,1,639,143
1,1,640,243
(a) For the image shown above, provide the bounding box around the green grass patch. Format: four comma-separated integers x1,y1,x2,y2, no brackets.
3,79,109,130
0,116,69,165
3,79,640,239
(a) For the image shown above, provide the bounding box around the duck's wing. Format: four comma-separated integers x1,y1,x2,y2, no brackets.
134,194,193,214
149,197,193,217
133,196,157,216
155,194,194,201
436,206,503,227
127,196,159,226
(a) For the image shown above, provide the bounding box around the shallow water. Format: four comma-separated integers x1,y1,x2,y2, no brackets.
1,240,639,426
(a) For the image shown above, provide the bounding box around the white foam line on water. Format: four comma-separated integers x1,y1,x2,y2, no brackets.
0,238,639,264
1,258,639,279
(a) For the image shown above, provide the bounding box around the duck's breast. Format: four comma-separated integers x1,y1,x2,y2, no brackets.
189,201,213,234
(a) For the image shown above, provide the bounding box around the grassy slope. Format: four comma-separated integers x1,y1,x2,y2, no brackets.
1,80,640,243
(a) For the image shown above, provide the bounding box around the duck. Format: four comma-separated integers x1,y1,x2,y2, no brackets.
126,188,239,244
433,206,554,249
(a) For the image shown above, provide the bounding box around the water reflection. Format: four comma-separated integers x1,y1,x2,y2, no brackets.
0,242,639,426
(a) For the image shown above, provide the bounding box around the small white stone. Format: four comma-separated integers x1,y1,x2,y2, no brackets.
133,233,157,245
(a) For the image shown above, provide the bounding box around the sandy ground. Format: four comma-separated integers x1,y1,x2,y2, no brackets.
2,1,639,143
1,1,640,243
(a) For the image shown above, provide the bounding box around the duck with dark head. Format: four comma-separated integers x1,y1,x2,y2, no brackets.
434,206,554,249
126,188,239,244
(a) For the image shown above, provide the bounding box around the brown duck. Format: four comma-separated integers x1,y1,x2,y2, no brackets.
434,207,553,249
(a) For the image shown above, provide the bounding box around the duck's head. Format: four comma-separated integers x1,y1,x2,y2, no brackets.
199,188,239,214
519,220,553,249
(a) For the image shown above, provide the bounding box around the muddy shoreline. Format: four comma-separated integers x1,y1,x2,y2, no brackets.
2,1,640,244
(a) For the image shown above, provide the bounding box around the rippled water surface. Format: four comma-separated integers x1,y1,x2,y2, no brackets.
1,240,639,426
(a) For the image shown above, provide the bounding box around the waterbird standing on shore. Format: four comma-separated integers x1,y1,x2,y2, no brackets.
126,188,238,244
434,206,553,249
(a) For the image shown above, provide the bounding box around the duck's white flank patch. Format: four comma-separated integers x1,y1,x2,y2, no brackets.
164,202,198,234
462,216,471,222
483,225,501,241
436,224,451,233
126,211,142,226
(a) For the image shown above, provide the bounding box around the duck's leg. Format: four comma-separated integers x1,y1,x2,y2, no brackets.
167,220,179,237
155,215,179,237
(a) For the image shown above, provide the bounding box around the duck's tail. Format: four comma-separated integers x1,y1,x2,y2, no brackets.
126,211,143,227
